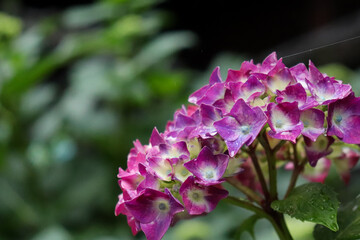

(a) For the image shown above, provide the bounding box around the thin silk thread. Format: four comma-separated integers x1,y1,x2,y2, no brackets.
282,35,360,59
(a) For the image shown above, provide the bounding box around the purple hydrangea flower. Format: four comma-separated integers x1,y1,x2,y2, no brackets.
304,135,334,167
190,104,222,138
125,188,184,240
300,108,325,141
225,60,258,85
184,147,229,185
327,93,360,144
276,83,318,110
306,61,352,105
266,67,296,93
189,67,225,105
214,99,267,157
333,147,360,184
231,75,265,102
267,102,303,143
179,176,228,215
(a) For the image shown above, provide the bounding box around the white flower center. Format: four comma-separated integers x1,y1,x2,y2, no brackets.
205,170,214,179
275,119,283,128
334,115,342,124
241,125,250,135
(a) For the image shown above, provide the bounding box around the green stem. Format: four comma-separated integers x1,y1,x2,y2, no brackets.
274,212,293,240
247,146,270,201
284,160,306,198
273,140,286,153
225,196,291,240
258,131,278,201
226,178,263,205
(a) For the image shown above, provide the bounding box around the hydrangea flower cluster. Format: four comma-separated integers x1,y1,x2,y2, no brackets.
115,52,360,240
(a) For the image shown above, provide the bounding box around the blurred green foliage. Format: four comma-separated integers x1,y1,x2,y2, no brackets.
0,0,198,239
1,1,360,239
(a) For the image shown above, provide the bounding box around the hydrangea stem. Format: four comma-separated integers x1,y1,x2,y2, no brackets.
225,196,292,240
258,130,278,201
284,143,306,198
247,145,270,200
226,177,263,205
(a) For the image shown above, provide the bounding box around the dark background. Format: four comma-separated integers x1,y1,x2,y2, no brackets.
8,0,360,68
1,1,360,240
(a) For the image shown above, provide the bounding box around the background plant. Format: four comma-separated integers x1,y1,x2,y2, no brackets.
1,0,360,240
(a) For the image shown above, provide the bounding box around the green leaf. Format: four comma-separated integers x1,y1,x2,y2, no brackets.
271,182,339,231
234,215,261,240
313,196,360,240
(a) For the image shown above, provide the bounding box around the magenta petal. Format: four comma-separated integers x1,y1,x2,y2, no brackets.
179,176,228,215
115,194,127,216
266,67,295,93
234,75,265,101
188,85,209,104
127,189,183,240
175,113,196,129
261,52,284,73
126,188,183,224
301,157,331,183
290,63,309,87
225,69,246,84
125,189,168,224
214,116,241,142
307,76,352,105
300,108,325,141
196,82,226,105
188,67,222,104
209,66,222,85
148,156,173,181
333,147,360,184
304,135,334,167
327,94,360,143
215,99,267,156
225,137,250,157
184,147,229,185
276,83,306,104
267,102,303,142
127,216,141,236
200,104,222,126
140,215,172,240
150,127,165,146
308,60,324,83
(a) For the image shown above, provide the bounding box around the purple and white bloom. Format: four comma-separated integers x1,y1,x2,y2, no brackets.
267,102,303,143
116,52,360,238
148,156,173,181
231,75,265,102
189,67,226,105
225,60,258,85
289,63,309,89
172,158,193,182
260,52,284,74
276,83,318,110
300,108,325,141
285,157,331,183
304,135,334,167
150,127,165,146
214,99,267,157
301,157,331,183
125,188,184,240
266,67,296,93
327,93,360,144
190,104,222,138
199,136,227,155
306,61,352,105
179,176,228,215
184,147,229,186
332,147,360,184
